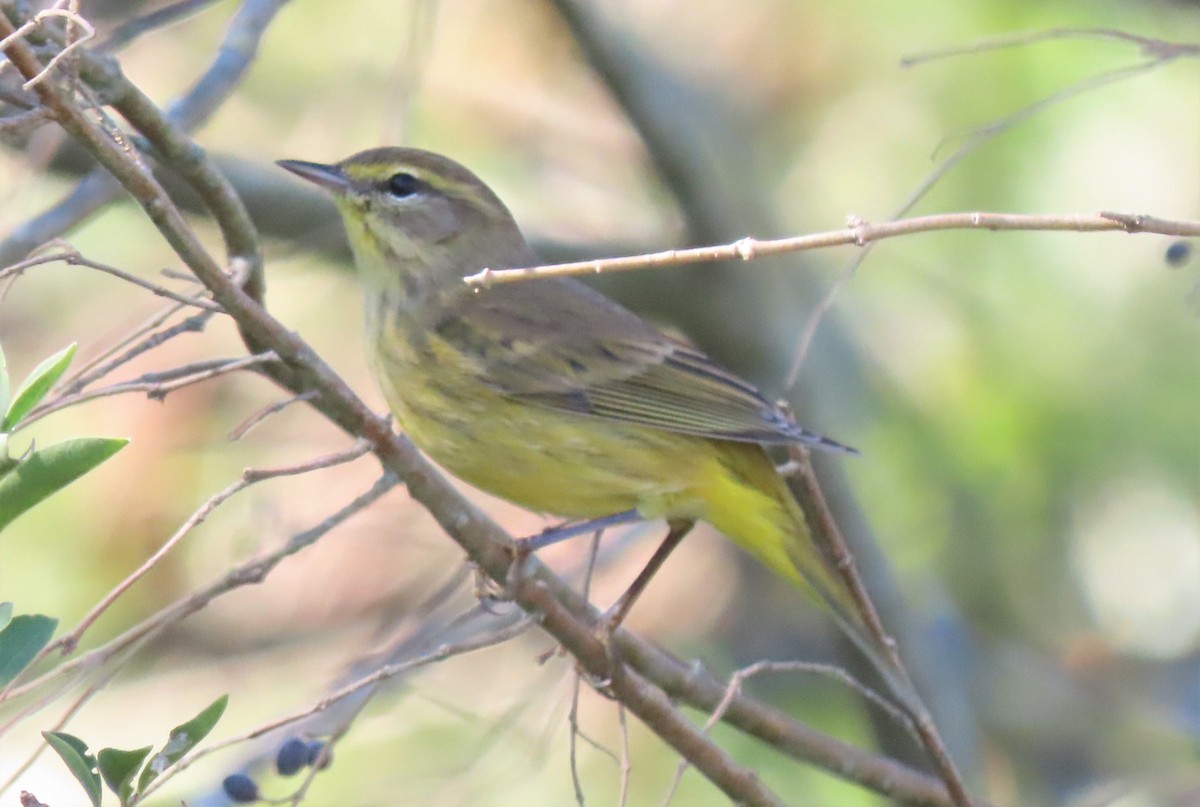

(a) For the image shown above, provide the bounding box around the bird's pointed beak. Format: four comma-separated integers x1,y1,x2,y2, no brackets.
276,159,351,193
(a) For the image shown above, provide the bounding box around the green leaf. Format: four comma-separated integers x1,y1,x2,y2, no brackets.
98,746,152,805
0,601,12,632
137,694,228,791
0,342,9,420
0,433,12,474
0,437,128,534
44,732,102,807
3,343,76,430
0,613,57,686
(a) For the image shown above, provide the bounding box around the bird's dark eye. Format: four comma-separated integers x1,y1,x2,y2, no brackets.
386,172,422,198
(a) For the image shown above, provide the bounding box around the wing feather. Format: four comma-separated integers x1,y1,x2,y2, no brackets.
436,277,853,452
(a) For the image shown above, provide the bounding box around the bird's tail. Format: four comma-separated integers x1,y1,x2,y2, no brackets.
702,442,920,710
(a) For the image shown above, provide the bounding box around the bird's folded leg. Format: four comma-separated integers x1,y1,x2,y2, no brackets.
595,519,695,646
516,509,643,551
501,509,642,604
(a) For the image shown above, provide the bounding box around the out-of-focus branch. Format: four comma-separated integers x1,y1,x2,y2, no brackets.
3,473,400,707
900,27,1200,68
99,0,224,53
137,609,537,803
787,29,1197,386
0,0,288,285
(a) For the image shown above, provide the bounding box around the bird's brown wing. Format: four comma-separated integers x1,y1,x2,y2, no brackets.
434,277,853,452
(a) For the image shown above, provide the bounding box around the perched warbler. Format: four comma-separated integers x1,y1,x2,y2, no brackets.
278,148,884,666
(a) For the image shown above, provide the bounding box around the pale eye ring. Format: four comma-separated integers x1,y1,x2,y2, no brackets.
387,172,422,198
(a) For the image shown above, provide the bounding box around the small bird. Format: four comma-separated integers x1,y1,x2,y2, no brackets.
278,148,886,668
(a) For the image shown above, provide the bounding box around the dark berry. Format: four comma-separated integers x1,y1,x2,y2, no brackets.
1166,240,1192,267
306,740,331,770
275,738,310,776
222,773,259,803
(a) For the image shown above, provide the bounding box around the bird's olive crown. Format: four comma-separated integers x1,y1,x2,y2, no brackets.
285,147,521,248
279,147,536,292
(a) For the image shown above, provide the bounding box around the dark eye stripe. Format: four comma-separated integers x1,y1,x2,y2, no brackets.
386,172,422,198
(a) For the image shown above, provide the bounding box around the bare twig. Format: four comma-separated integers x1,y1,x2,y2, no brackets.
133,611,537,803
464,210,1200,287
790,445,971,806
785,33,1194,386
0,247,223,310
568,529,605,807
0,0,287,276
42,439,368,656
0,640,144,796
663,657,919,805
59,307,214,394
0,3,94,89
64,251,222,308
616,705,631,807
19,352,276,426
2,473,400,707
900,27,1200,67
228,389,320,440
100,0,225,52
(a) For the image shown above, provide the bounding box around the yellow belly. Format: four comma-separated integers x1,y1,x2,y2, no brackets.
370,322,721,518
368,321,812,585
386,372,700,518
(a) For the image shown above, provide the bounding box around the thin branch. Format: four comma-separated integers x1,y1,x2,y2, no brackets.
42,440,369,656
19,7,93,91
900,27,1200,67
133,612,537,803
0,247,224,310
2,473,400,706
99,0,225,52
662,657,919,805
519,575,790,807
617,637,976,807
616,705,631,807
786,36,1193,387
789,444,971,806
60,307,213,394
0,639,144,796
64,251,223,308
464,210,1200,286
228,389,320,440
568,529,605,807
19,352,276,426
0,0,285,282
0,105,49,131
0,247,75,278
723,660,915,746
0,4,93,89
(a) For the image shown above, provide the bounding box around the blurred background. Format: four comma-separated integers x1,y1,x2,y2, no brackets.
1,0,1199,805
